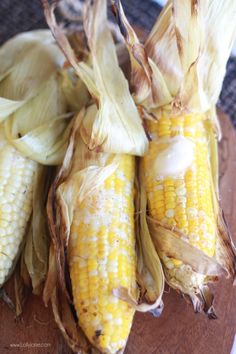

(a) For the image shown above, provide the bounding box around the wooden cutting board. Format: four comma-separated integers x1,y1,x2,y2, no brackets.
0,110,236,354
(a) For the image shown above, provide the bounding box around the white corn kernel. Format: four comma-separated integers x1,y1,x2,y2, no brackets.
0,132,37,286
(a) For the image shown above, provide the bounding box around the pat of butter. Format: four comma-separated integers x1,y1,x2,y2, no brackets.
154,136,195,177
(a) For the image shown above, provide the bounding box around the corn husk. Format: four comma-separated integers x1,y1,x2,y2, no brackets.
115,0,236,122
23,166,54,295
43,0,148,156
0,29,74,165
61,67,90,112
0,30,65,120
114,0,236,316
3,76,72,166
136,171,164,316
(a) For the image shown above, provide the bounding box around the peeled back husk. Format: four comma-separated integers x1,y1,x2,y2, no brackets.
43,0,148,156
114,0,236,122
0,30,65,120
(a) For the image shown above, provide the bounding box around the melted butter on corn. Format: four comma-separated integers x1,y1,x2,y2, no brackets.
153,135,195,177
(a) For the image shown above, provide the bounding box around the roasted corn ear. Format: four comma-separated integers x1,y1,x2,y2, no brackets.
115,0,236,316
0,30,72,293
43,0,164,352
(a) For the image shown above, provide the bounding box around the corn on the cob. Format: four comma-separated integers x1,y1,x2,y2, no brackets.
43,107,139,353
0,126,37,286
0,30,70,296
114,0,236,315
145,115,215,255
67,138,136,353
43,0,164,352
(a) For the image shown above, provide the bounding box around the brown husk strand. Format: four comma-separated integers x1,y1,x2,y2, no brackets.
114,0,236,317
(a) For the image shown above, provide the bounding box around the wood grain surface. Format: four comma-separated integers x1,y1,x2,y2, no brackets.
0,110,235,354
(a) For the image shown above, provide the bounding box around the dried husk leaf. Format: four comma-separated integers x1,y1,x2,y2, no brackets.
31,166,53,264
149,221,226,277
23,166,54,295
23,225,35,288
114,0,236,118
0,28,90,166
43,0,148,156
44,113,81,306
0,30,65,120
20,252,31,288
61,67,90,112
51,288,90,354
148,220,218,317
207,119,236,277
3,75,73,165
43,244,58,306
14,261,29,317
135,168,164,314
112,0,152,104
60,30,91,112
204,110,219,198
216,211,236,279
